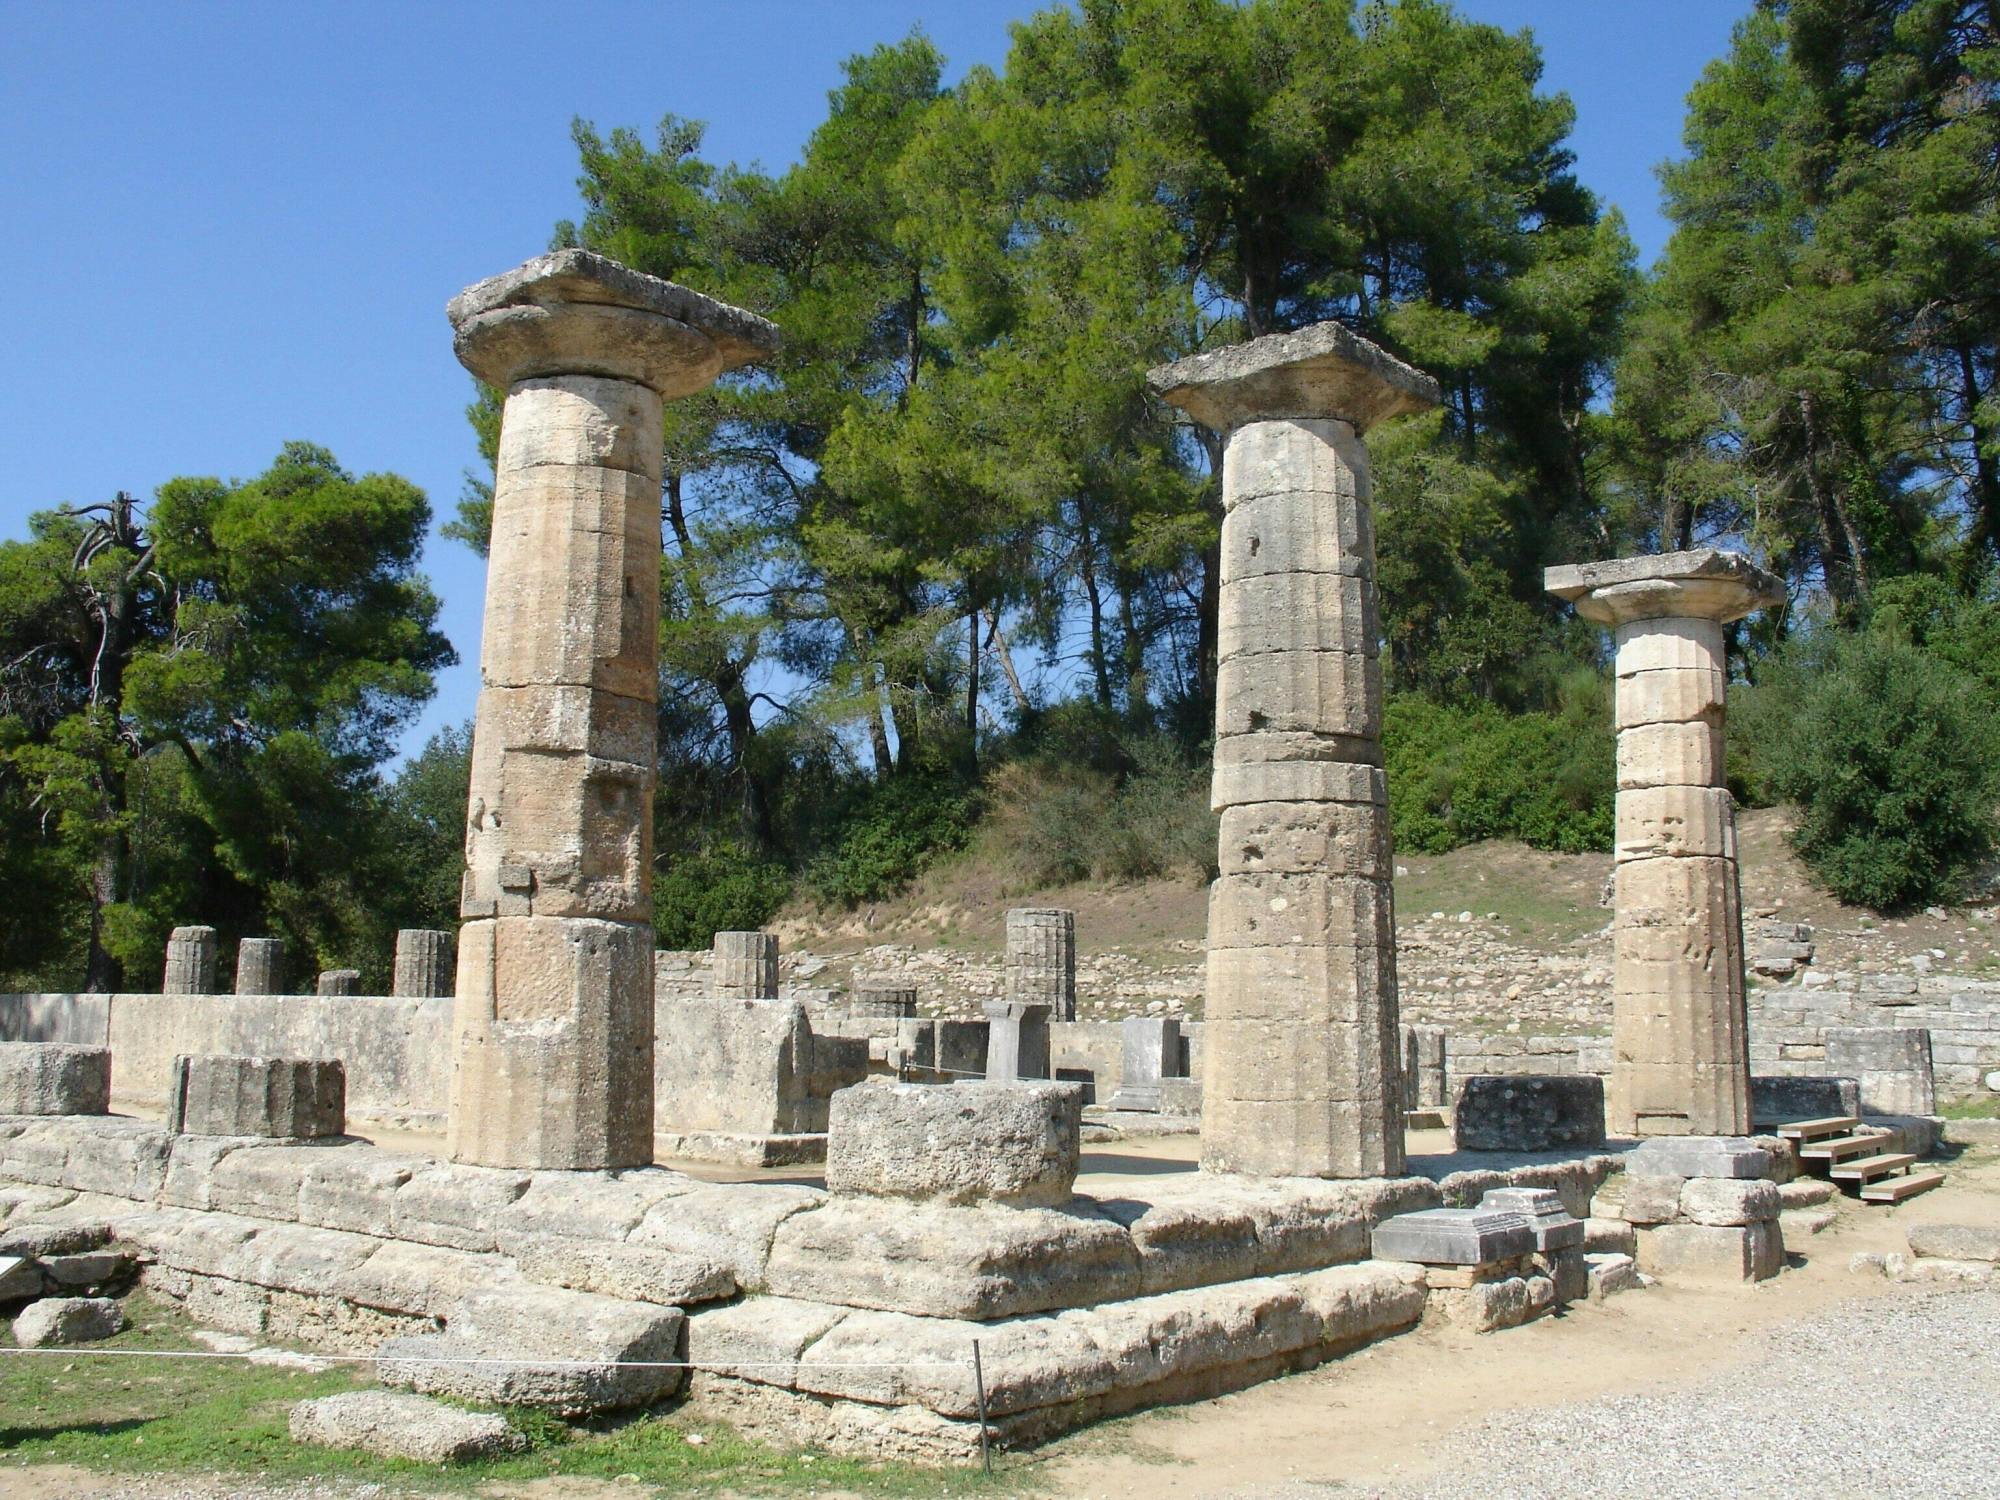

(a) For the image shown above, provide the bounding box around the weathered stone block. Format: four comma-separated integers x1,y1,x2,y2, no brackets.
712,931,779,999
1619,1173,1686,1226
315,969,361,997
0,1044,110,1117
1616,721,1722,790
1370,1208,1534,1266
983,1001,1051,1083
1004,908,1076,1022
1626,1136,1772,1180
1751,1074,1860,1125
1615,785,1738,862
13,1295,124,1347
1451,1075,1606,1152
290,1390,525,1464
1905,1222,2000,1263
1218,800,1391,878
656,996,836,1137
234,937,286,995
1639,1220,1782,1283
1430,1273,1554,1333
392,929,453,998
1678,1177,1780,1226
162,926,219,995
1108,1017,1180,1112
1477,1187,1583,1252
1211,757,1384,813
168,1055,345,1139
1215,649,1381,740
1585,1251,1640,1301
1219,571,1379,658
1824,1027,1936,1116
825,1081,1081,1208
847,986,917,1020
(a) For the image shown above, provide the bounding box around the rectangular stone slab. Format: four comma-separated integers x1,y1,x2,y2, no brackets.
1369,1208,1534,1266
1626,1136,1773,1180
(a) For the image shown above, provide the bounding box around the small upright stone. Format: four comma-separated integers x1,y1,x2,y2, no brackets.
1824,1027,1936,1116
13,1296,124,1348
316,969,361,997
0,1044,111,1116
983,1001,1051,1082
392,929,453,998
168,1055,345,1139
712,931,779,1000
1004,908,1077,1022
162,926,218,995
1109,1016,1181,1111
1402,1024,1447,1110
234,937,286,995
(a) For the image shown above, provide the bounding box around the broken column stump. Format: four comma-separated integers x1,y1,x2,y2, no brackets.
162,926,219,996
168,1054,346,1139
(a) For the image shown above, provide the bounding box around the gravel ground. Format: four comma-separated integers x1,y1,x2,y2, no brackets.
1259,1288,2000,1500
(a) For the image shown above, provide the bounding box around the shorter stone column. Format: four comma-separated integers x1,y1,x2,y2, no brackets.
234,938,286,996
316,969,361,997
168,1055,345,1138
393,929,454,997
1546,549,1783,1138
1402,1024,1447,1111
162,927,218,996
848,985,918,1020
1005,908,1076,1021
1109,1016,1180,1111
712,932,779,999
983,1001,1051,1082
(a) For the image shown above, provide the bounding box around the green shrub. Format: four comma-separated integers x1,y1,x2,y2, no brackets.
804,773,976,907
1739,621,2000,910
652,844,792,948
995,736,1218,887
1382,679,1614,855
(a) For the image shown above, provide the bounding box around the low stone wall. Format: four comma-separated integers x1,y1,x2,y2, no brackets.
0,992,451,1131
1751,974,2000,1098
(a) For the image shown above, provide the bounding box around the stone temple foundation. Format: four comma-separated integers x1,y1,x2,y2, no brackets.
1150,323,1439,1178
445,250,780,1170
1546,549,1784,1137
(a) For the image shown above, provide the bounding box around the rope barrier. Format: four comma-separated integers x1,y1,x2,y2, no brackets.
0,1347,973,1372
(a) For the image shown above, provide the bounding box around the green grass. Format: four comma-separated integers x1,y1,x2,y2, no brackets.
0,1292,978,1495
1392,867,1606,946
1939,1096,2000,1121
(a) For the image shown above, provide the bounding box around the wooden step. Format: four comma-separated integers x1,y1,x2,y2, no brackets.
1801,1133,1893,1162
1860,1171,1945,1204
1831,1152,1917,1182
1774,1116,1859,1142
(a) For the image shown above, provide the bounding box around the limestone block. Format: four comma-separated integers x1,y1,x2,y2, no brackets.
1751,1074,1859,1126
1212,757,1384,813
377,1284,685,1416
0,1257,40,1300
1217,800,1391,879
1619,1173,1686,1226
1215,649,1380,739
296,1152,423,1236
1546,550,1786,628
339,1239,495,1320
168,1056,345,1139
1614,666,1725,730
1151,319,1438,435
984,1001,1052,1082
1109,1016,1181,1111
0,1044,110,1116
1370,1208,1534,1266
684,1294,850,1384
1213,727,1383,771
1219,572,1379,659
1905,1223,2000,1263
460,739,652,922
316,970,361,997
1627,1136,1772,1180
1640,1221,1782,1283
209,1143,344,1219
501,1232,734,1307
498,1167,697,1242
13,1295,123,1347
627,1182,824,1290
1207,872,1395,953
825,1081,1081,1208
1616,720,1724,791
391,1163,531,1253
392,929,453,998
848,986,917,1020
0,1222,110,1259
712,931,779,1000
1218,417,1370,504
1533,1246,1590,1305
1430,1274,1553,1333
1201,1084,1404,1181
1402,1024,1447,1110
41,1251,130,1290
448,915,656,1171
1615,785,1738,861
1221,487,1373,581
1451,1076,1606,1152
1582,1217,1638,1256
1612,616,1725,677
764,1198,1141,1320
234,938,286,996
1824,1026,1936,1115
493,374,665,477
655,996,817,1136
1678,1177,1780,1226
291,1389,525,1464
162,926,219,995
1004,908,1075,1021
1477,1188,1584,1252
1585,1251,1640,1301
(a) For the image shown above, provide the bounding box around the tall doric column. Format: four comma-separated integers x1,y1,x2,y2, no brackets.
445,250,779,1170
1545,550,1784,1137
1149,324,1438,1178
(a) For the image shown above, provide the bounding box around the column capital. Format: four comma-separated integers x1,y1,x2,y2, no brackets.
448,248,780,399
1147,322,1439,435
1545,548,1785,627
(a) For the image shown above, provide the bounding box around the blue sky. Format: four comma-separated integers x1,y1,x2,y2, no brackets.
0,0,1751,761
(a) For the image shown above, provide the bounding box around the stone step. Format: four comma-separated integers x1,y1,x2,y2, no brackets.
1860,1171,1945,1204
1774,1116,1858,1142
1801,1134,1893,1163
1831,1152,1917,1183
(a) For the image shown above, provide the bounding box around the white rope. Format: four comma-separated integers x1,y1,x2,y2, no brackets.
0,1347,972,1371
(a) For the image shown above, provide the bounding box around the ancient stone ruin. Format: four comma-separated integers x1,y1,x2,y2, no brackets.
0,254,1973,1465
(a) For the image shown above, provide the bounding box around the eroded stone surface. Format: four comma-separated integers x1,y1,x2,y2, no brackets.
1453,1076,1606,1152
290,1390,524,1463
14,1294,123,1347
0,1044,110,1117
824,1081,1080,1207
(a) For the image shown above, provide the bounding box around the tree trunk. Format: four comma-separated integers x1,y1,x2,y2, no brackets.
1077,524,1114,709
963,603,981,770
1958,345,2000,564
982,610,1027,711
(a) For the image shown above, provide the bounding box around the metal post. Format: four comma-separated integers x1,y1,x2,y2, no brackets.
972,1338,992,1478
